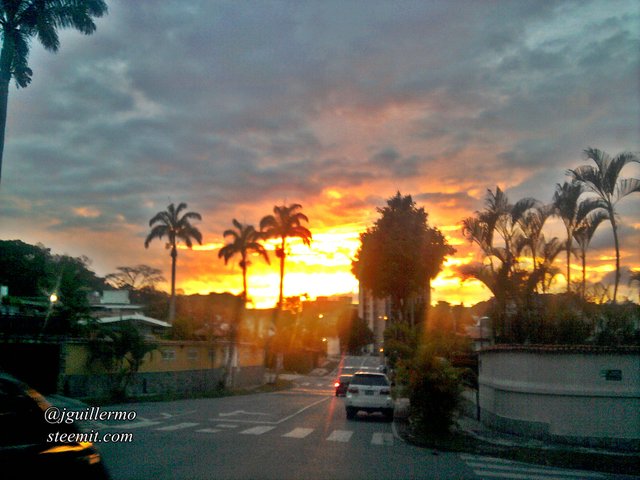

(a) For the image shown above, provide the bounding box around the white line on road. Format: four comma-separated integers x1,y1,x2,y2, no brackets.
213,424,238,429
213,396,330,425
371,432,394,446
467,462,605,478
240,426,276,435
472,470,600,480
326,430,353,442
103,419,162,430
283,428,314,438
196,428,221,433
459,454,515,464
156,422,200,431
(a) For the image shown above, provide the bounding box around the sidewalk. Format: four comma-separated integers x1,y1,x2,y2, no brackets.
393,397,640,476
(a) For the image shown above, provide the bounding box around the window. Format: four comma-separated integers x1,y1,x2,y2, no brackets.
350,374,389,387
161,349,176,361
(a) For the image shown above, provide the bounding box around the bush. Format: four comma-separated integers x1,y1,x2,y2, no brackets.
407,350,463,437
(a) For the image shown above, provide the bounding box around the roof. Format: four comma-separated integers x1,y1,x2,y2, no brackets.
87,313,171,328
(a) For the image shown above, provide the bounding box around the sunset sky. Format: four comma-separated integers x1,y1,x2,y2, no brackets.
1,1,639,308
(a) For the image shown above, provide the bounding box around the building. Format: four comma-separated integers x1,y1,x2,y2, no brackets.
357,288,390,354
85,290,171,339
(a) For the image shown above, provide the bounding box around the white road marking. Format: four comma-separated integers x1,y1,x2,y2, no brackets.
240,426,276,435
371,432,394,446
213,424,238,429
103,418,162,429
460,454,606,480
326,430,353,442
283,428,314,438
196,428,221,433
156,422,200,431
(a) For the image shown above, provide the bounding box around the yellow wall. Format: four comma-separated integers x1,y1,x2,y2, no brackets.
64,340,263,375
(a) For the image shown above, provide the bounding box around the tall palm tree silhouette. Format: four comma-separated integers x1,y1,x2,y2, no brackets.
144,202,202,323
219,219,270,304
218,219,269,387
0,0,108,183
259,204,311,309
568,148,639,301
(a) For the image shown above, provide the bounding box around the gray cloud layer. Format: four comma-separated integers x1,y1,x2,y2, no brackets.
1,0,638,279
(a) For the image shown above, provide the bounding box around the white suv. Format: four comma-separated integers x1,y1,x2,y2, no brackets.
345,371,394,421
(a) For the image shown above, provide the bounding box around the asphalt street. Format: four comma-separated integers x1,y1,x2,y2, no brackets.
82,372,630,480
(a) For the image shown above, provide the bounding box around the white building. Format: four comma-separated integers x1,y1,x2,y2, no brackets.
357,288,391,354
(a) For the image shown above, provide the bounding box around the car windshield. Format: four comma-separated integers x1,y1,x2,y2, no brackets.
350,374,388,386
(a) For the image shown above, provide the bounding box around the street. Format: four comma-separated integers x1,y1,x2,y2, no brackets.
87,369,631,480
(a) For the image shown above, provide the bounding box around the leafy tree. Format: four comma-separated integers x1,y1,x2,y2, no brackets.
353,192,454,326
0,240,51,296
87,322,157,401
144,202,203,323
568,147,640,302
259,204,311,309
105,265,166,291
336,309,374,355
0,0,108,183
406,349,463,437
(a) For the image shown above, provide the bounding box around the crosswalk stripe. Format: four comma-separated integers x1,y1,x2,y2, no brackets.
473,470,593,480
240,426,276,435
156,422,200,431
460,454,514,464
461,454,606,480
213,424,238,429
467,462,603,478
196,428,221,433
283,428,314,438
109,419,162,430
326,430,353,442
371,432,394,446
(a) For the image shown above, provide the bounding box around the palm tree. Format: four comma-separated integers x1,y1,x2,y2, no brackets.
0,0,108,183
568,147,640,301
573,207,608,299
218,219,269,387
552,181,585,293
218,219,270,304
515,202,553,288
259,204,311,309
144,202,202,323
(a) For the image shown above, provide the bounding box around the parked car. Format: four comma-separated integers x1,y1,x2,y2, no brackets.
345,371,394,421
0,371,111,479
334,374,353,396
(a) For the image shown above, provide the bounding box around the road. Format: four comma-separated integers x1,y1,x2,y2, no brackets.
85,365,631,480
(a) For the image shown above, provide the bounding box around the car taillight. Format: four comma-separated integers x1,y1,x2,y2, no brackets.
380,388,391,395
334,382,340,388
348,387,359,394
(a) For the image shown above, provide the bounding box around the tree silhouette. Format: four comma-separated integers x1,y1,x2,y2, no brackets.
0,0,108,183
353,192,455,326
144,203,202,323
568,147,640,301
219,219,270,304
259,204,311,309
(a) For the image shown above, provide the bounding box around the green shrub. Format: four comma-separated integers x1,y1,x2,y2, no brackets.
407,351,463,437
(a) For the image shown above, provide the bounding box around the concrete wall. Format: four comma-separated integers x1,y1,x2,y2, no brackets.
478,346,640,451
